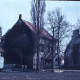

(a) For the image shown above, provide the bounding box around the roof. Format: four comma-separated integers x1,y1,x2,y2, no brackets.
23,20,53,40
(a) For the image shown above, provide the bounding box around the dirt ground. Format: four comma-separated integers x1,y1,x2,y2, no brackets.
0,70,80,80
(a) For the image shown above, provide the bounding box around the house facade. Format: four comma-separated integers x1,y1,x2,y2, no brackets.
64,29,80,69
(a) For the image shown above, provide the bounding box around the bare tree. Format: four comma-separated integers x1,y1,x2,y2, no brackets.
47,8,71,69
31,0,45,71
74,18,80,29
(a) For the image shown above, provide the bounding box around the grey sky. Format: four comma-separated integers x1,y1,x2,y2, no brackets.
0,0,80,35
46,1,80,24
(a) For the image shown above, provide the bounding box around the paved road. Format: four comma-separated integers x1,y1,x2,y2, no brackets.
0,70,80,80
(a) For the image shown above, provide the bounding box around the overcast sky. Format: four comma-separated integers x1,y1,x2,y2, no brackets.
0,0,80,35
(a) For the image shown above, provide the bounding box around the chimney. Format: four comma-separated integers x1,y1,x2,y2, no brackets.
19,14,22,20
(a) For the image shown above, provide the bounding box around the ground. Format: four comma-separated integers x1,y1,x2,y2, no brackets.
0,70,80,80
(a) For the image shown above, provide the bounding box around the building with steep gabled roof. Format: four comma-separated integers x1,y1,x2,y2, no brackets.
64,29,80,69
2,14,56,70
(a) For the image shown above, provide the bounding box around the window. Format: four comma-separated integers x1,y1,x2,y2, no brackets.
40,45,44,52
48,47,51,53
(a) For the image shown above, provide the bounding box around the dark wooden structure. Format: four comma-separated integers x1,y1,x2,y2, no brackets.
3,15,35,69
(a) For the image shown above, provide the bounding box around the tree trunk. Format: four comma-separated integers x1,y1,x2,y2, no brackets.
36,0,40,71
52,27,54,71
